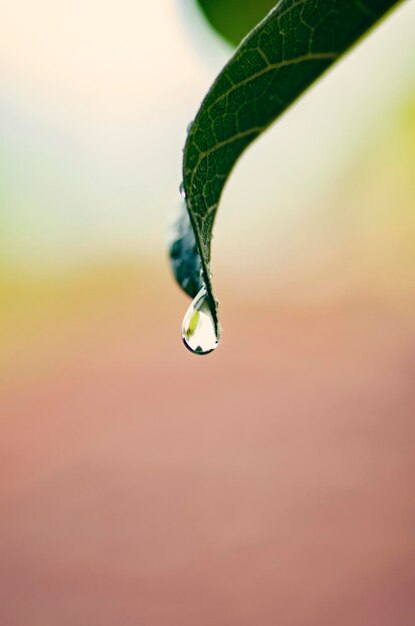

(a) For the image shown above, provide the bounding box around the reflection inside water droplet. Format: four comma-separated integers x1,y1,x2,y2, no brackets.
182,287,219,355
179,182,186,199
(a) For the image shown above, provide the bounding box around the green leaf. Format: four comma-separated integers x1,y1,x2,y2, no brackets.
169,201,202,298
195,0,275,46
173,0,401,334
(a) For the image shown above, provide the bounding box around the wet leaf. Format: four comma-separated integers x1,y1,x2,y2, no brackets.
174,0,401,332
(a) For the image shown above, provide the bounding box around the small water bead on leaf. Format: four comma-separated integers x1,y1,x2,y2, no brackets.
179,182,186,199
182,287,219,355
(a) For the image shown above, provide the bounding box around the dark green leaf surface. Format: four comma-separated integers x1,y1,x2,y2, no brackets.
169,202,202,298
177,0,400,323
196,0,275,46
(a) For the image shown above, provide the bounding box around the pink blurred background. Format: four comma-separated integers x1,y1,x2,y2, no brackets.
1,1,415,624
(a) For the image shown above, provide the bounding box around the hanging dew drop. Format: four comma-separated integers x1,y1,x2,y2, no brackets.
179,182,186,199
182,287,219,355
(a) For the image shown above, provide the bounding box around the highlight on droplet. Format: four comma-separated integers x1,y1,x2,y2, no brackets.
182,287,219,355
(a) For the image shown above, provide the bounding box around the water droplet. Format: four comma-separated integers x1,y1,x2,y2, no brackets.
187,121,194,134
179,182,186,199
182,287,219,355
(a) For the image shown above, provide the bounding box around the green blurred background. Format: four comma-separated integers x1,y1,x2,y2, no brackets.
1,1,414,625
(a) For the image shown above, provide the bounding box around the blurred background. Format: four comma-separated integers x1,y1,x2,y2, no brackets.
1,1,414,624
